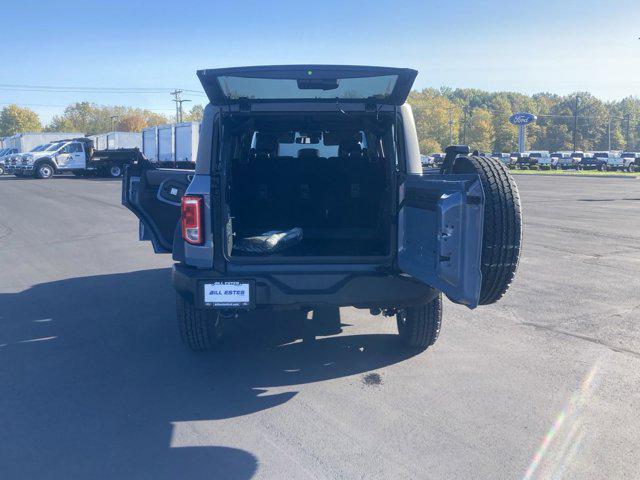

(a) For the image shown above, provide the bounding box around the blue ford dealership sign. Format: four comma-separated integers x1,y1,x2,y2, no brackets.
509,112,537,125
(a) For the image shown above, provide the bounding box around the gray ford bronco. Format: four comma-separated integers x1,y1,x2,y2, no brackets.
122,65,522,352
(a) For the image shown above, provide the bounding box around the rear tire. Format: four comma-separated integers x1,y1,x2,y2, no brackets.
108,164,122,178
176,294,224,351
397,294,442,351
452,155,522,305
313,307,342,336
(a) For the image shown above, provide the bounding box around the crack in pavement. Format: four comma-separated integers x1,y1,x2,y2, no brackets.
0,229,134,251
2,181,124,212
520,321,640,359
524,221,639,242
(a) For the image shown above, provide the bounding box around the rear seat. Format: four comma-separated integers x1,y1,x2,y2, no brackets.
290,148,327,227
334,140,385,228
232,133,279,231
233,133,386,234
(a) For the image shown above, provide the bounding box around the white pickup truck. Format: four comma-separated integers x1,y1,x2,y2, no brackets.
9,138,146,179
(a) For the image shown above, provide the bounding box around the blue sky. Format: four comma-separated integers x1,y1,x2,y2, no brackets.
1,0,639,123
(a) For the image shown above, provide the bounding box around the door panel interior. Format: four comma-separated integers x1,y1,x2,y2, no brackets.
123,166,193,253
398,174,484,308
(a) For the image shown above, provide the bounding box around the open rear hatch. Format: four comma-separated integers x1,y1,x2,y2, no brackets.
197,65,418,106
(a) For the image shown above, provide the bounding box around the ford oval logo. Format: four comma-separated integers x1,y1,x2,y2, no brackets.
509,112,536,125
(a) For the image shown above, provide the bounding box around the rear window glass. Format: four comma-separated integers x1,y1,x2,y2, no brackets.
218,75,398,101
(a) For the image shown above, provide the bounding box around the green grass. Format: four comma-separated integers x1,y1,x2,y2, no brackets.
510,168,638,177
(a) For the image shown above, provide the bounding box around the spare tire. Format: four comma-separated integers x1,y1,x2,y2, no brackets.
452,155,522,305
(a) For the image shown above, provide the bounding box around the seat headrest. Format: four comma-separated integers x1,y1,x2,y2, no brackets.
339,140,363,159
298,148,319,159
255,133,278,152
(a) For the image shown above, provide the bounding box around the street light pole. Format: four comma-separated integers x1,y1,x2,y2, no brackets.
177,99,191,123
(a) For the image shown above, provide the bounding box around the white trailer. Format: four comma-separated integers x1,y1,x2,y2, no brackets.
142,126,158,162
88,134,108,150
106,131,142,150
4,132,84,153
143,123,199,167
88,132,142,150
157,124,175,165
175,122,200,163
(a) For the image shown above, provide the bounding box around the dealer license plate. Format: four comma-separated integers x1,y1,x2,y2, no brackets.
203,282,251,307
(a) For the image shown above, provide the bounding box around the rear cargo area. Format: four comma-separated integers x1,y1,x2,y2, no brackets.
224,113,394,259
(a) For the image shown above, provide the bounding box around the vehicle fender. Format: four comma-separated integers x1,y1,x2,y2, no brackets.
35,157,57,172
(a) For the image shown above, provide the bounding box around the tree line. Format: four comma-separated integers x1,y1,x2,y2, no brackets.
0,102,204,137
409,88,640,153
2,90,640,154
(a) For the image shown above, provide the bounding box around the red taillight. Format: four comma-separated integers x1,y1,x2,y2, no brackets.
181,195,203,245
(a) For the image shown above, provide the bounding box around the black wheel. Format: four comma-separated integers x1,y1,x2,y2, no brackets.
313,307,342,336
0,165,4,176
629,165,636,173
452,155,522,305
35,162,54,179
176,294,224,351
397,294,442,351
108,164,122,178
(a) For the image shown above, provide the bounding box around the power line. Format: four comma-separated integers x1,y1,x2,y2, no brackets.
0,102,175,112
0,83,207,97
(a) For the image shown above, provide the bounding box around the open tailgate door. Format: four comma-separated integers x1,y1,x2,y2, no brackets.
398,174,485,308
122,163,193,253
197,65,418,106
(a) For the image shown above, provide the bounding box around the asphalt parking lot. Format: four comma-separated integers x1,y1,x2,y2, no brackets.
1,174,639,479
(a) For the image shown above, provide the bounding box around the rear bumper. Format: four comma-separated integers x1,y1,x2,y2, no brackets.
171,263,437,310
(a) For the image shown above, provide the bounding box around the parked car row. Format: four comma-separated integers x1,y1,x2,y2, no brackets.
422,150,639,172
0,147,18,175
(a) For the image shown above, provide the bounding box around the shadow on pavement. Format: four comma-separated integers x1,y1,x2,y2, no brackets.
0,268,415,479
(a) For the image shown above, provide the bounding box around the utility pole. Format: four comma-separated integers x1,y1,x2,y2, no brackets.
572,95,580,152
462,107,471,145
170,89,183,123
625,113,631,150
448,108,454,145
607,116,611,152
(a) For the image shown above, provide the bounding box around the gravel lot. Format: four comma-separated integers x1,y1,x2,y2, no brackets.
1,174,639,479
